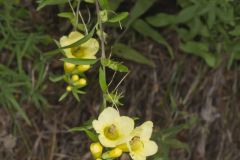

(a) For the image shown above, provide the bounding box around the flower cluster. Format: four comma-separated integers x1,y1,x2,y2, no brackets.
90,107,158,160
59,31,99,91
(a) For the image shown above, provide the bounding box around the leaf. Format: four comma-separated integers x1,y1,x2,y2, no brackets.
229,26,240,36
59,27,95,49
101,58,129,72
9,96,31,125
108,12,129,23
69,127,98,142
49,74,65,82
146,13,176,27
176,5,199,23
132,19,174,59
60,58,98,65
163,138,190,156
57,12,74,19
126,0,156,26
180,41,216,67
207,7,216,29
72,89,80,102
37,0,68,11
112,43,155,67
109,0,124,11
99,0,110,10
99,67,108,92
58,92,69,102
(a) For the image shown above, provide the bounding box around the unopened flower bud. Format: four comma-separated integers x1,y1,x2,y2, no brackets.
102,148,122,159
90,142,103,159
75,78,87,87
71,74,79,81
77,65,90,72
64,62,75,73
66,85,72,92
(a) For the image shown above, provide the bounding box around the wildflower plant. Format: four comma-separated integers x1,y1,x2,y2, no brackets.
38,0,158,159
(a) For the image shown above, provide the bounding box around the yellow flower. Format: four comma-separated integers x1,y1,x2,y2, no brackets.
74,78,87,87
64,62,76,73
71,74,79,81
102,147,123,159
60,31,99,59
77,64,91,72
127,121,158,160
90,142,103,159
92,107,134,148
66,85,72,92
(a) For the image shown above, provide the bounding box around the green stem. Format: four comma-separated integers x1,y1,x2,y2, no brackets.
96,0,107,109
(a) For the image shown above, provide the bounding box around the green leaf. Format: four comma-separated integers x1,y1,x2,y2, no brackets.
72,89,80,102
163,138,190,156
99,0,110,10
180,41,216,67
108,12,129,23
57,12,74,19
176,5,199,23
207,7,216,29
99,67,108,92
58,92,69,102
112,43,155,67
37,0,68,11
49,74,65,82
9,96,31,125
59,27,95,49
229,26,240,36
126,0,156,26
109,0,124,11
60,58,98,65
132,19,174,59
84,0,95,3
101,58,129,72
146,13,176,27
69,127,98,142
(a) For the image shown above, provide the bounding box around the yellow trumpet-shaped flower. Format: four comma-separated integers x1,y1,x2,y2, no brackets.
127,121,158,160
92,107,134,148
60,31,99,59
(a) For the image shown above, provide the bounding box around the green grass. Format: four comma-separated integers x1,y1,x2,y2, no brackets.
0,0,50,124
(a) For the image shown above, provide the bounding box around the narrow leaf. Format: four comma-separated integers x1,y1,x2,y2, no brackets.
101,58,129,72
132,19,174,58
112,43,155,67
99,67,108,92
60,58,98,65
108,12,129,23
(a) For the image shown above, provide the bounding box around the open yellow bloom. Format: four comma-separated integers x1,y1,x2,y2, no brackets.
92,107,134,148
60,31,99,72
127,121,158,160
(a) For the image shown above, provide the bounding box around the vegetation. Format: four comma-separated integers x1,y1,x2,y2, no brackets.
0,0,240,160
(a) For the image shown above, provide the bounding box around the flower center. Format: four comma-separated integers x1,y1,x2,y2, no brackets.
104,124,119,140
130,136,144,152
71,46,84,57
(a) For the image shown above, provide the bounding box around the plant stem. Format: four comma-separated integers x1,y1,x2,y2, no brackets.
96,0,107,109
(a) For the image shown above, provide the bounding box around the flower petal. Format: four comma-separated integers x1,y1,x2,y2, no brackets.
92,120,104,134
143,140,158,156
117,116,134,136
98,107,120,123
98,135,117,148
132,121,153,140
81,38,99,57
130,152,146,160
60,31,84,47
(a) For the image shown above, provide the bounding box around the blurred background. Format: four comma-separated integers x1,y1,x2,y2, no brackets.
0,0,240,160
